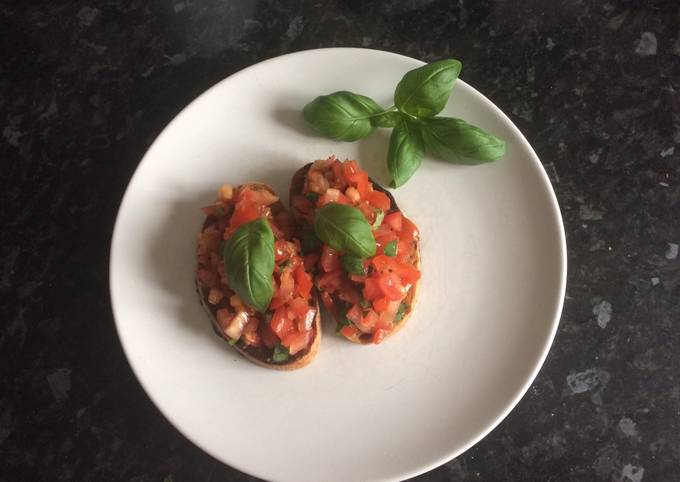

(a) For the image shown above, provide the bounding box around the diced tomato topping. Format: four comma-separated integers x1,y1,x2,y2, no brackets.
372,296,390,313
400,217,419,242
362,277,382,300
355,309,378,333
357,201,375,223
320,245,341,273
331,160,348,189
341,324,359,339
294,264,313,299
275,268,294,303
282,331,311,355
372,328,387,344
229,201,261,231
366,191,391,211
288,297,309,318
346,304,363,324
378,273,406,301
342,160,371,197
274,240,291,262
318,189,351,206
397,263,421,284
317,270,344,293
271,306,294,340
383,211,402,232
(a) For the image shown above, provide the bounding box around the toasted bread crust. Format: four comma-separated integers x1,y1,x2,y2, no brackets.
196,182,321,369
290,163,421,344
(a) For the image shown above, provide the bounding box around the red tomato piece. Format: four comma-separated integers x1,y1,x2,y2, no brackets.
282,331,310,355
320,245,341,273
383,211,402,232
341,325,359,339
355,309,378,334
294,264,313,299
372,296,390,313
378,273,406,301
276,268,294,303
372,328,387,344
230,202,260,231
366,191,391,211
271,306,294,340
318,189,351,206
288,297,309,318
362,277,382,300
346,304,363,324
397,263,421,285
317,269,343,293
400,217,419,242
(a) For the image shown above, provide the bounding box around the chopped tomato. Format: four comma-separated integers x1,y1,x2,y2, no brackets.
318,189,351,206
366,190,391,211
372,254,421,285
396,263,421,284
362,277,382,300
282,331,310,355
372,328,387,344
341,324,359,339
346,304,363,324
372,296,389,312
355,309,378,333
378,273,406,301
274,268,294,305
288,297,309,318
331,160,348,189
400,217,419,242
357,201,376,223
383,211,402,232
395,241,412,263
342,160,370,197
274,240,292,262
320,245,341,272
229,202,261,231
317,269,344,293
271,306,294,340
294,264,313,299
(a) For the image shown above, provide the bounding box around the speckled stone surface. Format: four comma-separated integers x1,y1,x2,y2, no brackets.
2,1,679,481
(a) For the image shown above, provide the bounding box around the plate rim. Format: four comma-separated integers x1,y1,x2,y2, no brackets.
110,47,567,481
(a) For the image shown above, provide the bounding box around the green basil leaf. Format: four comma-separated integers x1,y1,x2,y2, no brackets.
372,208,385,229
341,255,366,275
223,218,275,312
394,59,462,118
388,118,425,187
421,117,506,164
384,240,398,257
395,302,408,323
272,342,290,362
314,203,376,258
371,110,402,128
303,91,385,141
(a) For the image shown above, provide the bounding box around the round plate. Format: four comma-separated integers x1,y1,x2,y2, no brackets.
110,48,566,482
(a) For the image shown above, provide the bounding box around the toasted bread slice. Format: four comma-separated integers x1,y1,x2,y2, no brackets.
290,162,421,345
196,182,321,369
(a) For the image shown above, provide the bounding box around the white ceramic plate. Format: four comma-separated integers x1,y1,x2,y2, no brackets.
110,48,566,482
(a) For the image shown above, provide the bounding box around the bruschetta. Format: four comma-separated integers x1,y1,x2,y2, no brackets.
196,182,320,369
290,156,421,344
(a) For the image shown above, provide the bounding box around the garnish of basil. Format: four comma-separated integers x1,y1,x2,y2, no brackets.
223,217,275,312
272,342,290,362
421,117,506,163
395,302,408,322
384,240,398,257
314,203,376,259
341,255,366,275
302,91,386,141
387,117,425,187
394,59,462,118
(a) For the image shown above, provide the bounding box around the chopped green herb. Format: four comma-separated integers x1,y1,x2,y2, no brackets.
384,240,398,257
395,302,408,323
305,192,319,203
359,298,371,308
272,342,290,363
335,315,352,333
372,208,385,229
342,255,366,275
228,337,239,346
279,259,292,270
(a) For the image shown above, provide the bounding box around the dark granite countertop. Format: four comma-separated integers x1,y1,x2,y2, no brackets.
2,1,679,481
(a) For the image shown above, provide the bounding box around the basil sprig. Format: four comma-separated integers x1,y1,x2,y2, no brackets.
223,218,275,312
341,255,366,275
302,59,506,187
314,203,376,259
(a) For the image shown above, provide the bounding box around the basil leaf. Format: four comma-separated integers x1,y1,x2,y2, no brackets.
384,240,398,257
314,203,376,258
303,91,385,141
272,342,290,362
371,110,402,128
342,255,366,275
372,208,385,229
223,218,275,312
421,117,506,164
394,59,462,118
388,118,425,187
395,302,408,323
